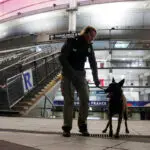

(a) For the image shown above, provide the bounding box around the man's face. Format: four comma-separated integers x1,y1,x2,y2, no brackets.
88,30,96,42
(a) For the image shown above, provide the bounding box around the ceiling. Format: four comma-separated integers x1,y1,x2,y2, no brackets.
0,0,150,91
0,0,150,37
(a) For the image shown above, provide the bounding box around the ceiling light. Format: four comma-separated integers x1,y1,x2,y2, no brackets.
114,41,129,48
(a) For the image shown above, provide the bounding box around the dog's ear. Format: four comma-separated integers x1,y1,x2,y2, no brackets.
112,78,115,83
119,79,125,87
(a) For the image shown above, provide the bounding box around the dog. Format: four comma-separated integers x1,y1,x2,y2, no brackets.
102,78,129,138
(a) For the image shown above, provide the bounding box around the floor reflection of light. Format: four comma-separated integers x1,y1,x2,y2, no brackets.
87,117,100,120
112,117,118,120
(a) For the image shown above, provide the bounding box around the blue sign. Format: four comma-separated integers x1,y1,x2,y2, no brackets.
96,90,105,94
53,100,150,107
53,100,108,107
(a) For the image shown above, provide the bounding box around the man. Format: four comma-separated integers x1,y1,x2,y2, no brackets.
59,26,100,137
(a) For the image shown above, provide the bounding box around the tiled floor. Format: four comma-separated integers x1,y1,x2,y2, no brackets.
0,117,150,150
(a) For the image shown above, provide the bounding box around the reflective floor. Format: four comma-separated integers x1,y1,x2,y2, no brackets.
0,117,150,150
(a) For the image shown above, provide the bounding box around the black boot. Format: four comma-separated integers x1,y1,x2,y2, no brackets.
62,126,71,137
78,124,90,136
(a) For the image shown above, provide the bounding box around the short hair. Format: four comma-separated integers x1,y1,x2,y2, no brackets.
80,26,97,35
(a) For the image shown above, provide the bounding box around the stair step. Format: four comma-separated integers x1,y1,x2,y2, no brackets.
13,106,29,111
19,101,33,106
12,74,60,116
35,94,41,99
31,98,36,102
38,91,44,95
41,89,46,92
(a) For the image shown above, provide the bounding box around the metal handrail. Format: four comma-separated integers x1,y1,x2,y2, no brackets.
0,49,60,72
42,94,56,118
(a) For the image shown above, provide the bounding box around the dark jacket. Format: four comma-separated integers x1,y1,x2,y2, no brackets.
59,35,99,84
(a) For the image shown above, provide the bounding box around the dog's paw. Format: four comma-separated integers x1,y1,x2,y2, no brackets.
102,129,107,133
126,129,129,134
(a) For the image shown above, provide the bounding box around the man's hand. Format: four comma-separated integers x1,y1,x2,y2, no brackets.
94,79,100,87
94,79,104,90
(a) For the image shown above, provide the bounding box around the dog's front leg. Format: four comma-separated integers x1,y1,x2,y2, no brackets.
124,109,129,133
102,120,109,133
115,114,122,138
125,119,129,133
109,115,113,137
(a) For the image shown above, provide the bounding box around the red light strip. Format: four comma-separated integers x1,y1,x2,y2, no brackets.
0,0,56,18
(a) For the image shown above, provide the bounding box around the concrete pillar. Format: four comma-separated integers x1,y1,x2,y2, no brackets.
68,0,77,32
69,0,77,8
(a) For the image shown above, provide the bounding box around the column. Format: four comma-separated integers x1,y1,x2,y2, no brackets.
68,0,77,32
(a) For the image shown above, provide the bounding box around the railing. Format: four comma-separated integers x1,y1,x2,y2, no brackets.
42,95,55,117
0,43,59,69
85,61,150,69
41,81,60,118
0,45,60,82
0,50,61,109
88,79,150,87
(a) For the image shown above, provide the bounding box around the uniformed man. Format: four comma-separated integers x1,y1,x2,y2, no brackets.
59,26,100,137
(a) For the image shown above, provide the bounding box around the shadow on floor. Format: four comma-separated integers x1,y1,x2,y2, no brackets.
0,140,39,150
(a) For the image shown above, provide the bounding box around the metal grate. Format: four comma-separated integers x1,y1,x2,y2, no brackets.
0,128,150,140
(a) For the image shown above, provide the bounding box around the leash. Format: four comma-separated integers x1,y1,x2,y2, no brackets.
97,86,105,90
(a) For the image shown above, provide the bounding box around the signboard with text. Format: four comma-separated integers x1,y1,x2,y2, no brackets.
53,100,150,107
22,69,34,93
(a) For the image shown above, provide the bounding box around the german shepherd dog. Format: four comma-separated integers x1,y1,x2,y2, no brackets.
102,78,129,138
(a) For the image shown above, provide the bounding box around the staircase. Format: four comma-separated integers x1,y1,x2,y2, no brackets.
12,73,62,116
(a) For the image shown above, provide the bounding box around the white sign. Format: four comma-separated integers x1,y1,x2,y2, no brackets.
22,69,34,93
